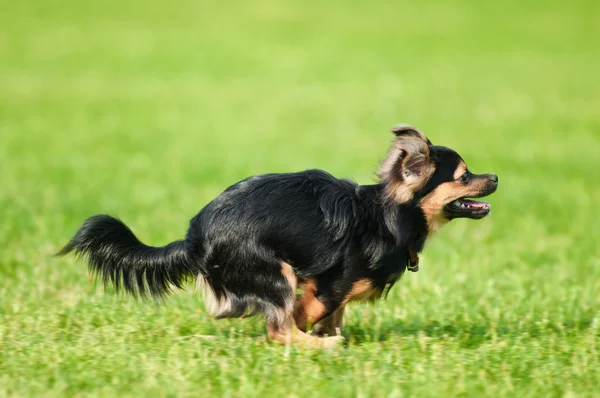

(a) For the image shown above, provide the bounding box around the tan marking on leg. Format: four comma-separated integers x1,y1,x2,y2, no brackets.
281,262,297,288
294,278,327,332
304,297,326,322
266,314,343,349
280,262,297,291
265,273,343,348
343,279,382,305
279,261,299,316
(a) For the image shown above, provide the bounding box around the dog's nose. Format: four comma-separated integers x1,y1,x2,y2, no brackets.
489,174,498,183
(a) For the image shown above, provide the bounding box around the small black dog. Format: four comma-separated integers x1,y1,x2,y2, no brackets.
59,125,498,348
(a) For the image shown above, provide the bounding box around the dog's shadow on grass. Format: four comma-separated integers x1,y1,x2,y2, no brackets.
341,316,594,347
342,320,493,347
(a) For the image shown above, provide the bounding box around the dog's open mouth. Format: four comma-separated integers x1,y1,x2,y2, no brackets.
443,198,491,219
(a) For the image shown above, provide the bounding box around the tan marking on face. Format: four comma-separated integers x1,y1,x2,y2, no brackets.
277,262,299,315
343,279,382,305
419,173,492,233
453,161,467,180
419,181,465,232
294,278,327,331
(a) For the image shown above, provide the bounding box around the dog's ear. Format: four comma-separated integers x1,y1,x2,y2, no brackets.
378,124,435,203
390,124,433,177
391,124,433,146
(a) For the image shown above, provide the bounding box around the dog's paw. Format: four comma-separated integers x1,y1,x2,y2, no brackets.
318,335,345,349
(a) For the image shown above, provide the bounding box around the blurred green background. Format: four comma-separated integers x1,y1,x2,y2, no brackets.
1,0,599,396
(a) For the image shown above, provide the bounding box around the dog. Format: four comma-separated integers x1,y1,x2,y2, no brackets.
59,125,498,348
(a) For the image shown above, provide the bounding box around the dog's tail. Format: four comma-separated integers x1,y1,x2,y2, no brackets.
57,215,198,298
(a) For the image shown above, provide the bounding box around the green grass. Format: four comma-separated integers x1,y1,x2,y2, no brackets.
1,0,600,396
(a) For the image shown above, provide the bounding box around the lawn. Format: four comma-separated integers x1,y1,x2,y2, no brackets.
1,0,599,396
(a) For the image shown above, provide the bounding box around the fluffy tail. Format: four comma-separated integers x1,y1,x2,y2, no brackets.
58,215,196,298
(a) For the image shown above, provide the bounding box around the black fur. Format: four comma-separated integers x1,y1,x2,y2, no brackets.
185,170,428,320
58,215,197,298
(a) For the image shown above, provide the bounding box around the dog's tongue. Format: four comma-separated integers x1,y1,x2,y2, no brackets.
459,199,489,209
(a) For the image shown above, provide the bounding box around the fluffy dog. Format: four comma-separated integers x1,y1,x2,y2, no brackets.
59,125,498,348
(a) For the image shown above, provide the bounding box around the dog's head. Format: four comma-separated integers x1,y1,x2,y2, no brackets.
378,124,498,232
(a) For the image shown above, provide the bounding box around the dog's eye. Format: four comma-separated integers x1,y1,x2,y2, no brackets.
460,172,470,184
